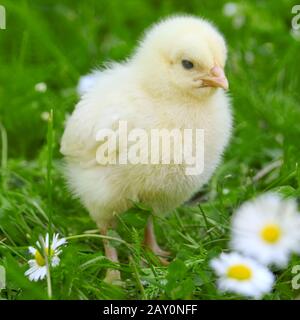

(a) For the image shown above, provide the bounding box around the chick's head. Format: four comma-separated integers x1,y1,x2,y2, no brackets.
133,15,228,100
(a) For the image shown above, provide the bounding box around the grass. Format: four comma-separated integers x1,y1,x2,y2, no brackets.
0,0,300,300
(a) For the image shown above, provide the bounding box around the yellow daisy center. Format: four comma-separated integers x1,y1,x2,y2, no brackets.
227,264,252,281
260,224,281,244
34,248,54,267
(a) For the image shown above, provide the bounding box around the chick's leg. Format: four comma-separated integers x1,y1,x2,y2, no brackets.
144,216,170,265
100,227,121,284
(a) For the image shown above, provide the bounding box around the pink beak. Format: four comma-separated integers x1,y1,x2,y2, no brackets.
202,66,229,90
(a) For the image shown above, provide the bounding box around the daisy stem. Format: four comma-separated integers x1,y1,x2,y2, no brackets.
47,109,54,237
46,261,52,300
46,109,54,298
40,236,52,299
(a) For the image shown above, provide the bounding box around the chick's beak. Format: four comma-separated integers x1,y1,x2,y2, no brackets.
202,66,229,90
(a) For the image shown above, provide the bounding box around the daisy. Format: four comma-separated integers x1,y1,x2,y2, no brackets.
231,193,300,267
34,82,47,93
25,233,67,282
211,252,274,299
222,3,238,17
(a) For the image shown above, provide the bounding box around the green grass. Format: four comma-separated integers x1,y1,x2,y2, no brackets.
0,0,300,300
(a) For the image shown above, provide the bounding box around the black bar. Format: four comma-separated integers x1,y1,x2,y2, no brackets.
0,300,297,318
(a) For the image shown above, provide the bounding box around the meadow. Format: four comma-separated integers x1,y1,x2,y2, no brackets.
0,0,300,299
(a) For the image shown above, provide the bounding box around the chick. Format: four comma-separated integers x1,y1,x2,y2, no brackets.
61,15,232,282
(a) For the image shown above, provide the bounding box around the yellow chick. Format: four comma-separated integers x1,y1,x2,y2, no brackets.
60,15,232,282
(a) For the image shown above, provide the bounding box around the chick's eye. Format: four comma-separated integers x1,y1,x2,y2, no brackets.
181,60,194,70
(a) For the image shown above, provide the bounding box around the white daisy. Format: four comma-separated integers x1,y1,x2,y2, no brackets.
34,82,47,93
25,233,67,282
223,3,238,17
231,193,300,267
211,252,274,299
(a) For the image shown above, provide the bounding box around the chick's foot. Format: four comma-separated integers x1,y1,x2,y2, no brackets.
144,217,171,265
101,228,122,285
